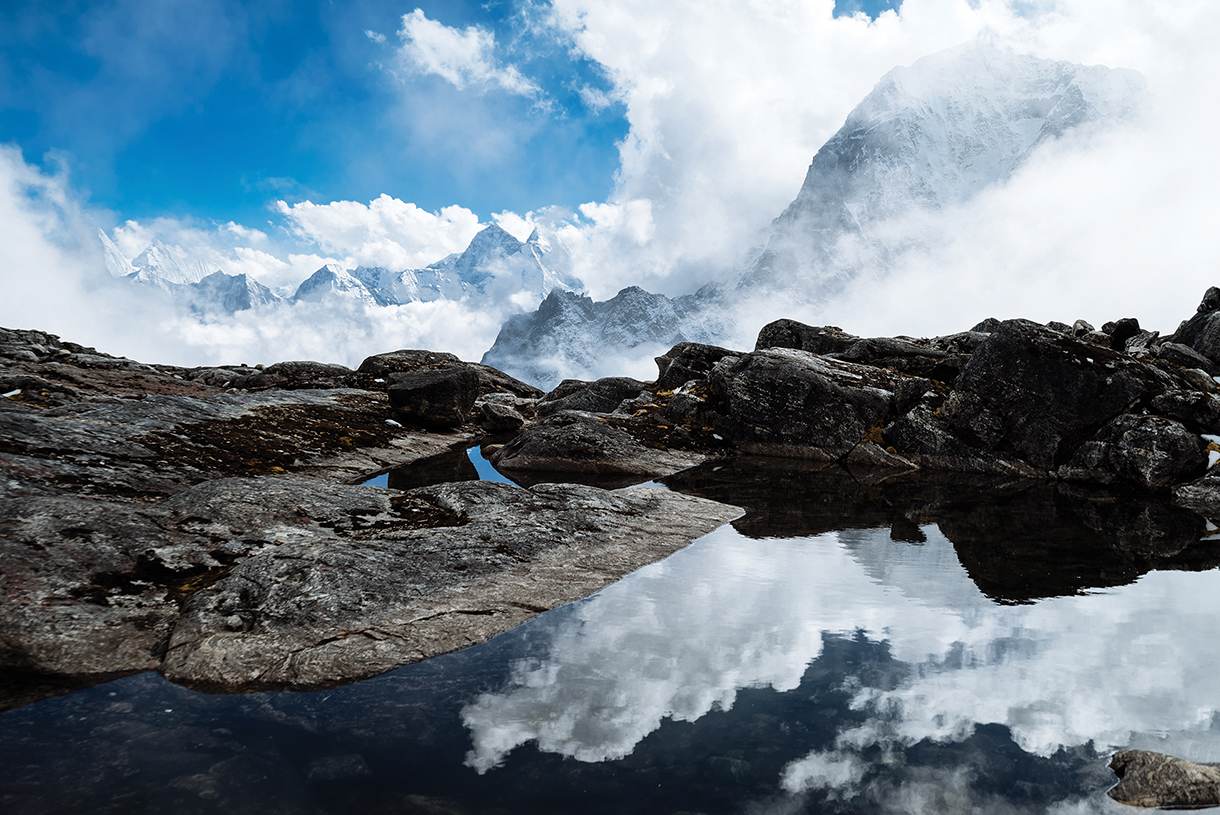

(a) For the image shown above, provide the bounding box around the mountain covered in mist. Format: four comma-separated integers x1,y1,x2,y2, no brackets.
483,43,1149,388
732,41,1147,298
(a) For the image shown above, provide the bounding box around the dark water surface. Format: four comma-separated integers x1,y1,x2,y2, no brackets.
5,461,1220,814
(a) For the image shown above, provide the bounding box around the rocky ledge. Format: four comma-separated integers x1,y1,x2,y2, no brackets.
0,328,738,710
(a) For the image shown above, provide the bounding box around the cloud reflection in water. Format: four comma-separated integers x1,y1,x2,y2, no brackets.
461,523,1220,798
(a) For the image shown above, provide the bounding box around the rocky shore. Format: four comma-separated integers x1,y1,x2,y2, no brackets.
7,289,1220,715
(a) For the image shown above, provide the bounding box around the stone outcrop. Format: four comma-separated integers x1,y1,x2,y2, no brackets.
1108,750,1220,809
387,367,480,428
0,326,740,709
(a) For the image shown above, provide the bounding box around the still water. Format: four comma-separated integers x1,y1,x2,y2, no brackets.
4,463,1220,814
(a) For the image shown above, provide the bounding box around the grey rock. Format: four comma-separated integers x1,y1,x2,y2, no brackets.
1124,329,1158,355
535,377,650,418
1045,320,1072,333
1108,750,1220,809
929,330,991,354
1071,319,1094,336
703,347,924,464
754,320,859,355
969,317,1002,333
160,478,739,691
478,401,525,433
953,320,1178,470
1151,389,1220,432
882,404,1040,477
654,342,741,391
1157,341,1216,373
1060,414,1205,488
1081,330,1111,346
1109,316,1141,351
491,411,708,479
358,349,542,398
239,360,353,390
1198,286,1220,314
387,368,480,428
1171,309,1220,365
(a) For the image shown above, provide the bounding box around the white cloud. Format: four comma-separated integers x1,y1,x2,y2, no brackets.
276,194,483,273
394,8,539,96
537,0,1220,333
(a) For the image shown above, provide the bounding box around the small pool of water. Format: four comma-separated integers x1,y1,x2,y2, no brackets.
5,466,1220,814
361,445,520,490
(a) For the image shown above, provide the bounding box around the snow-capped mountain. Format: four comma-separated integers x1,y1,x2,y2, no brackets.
186,271,280,316
735,42,1148,297
482,43,1149,387
100,222,581,319
482,287,729,387
353,224,581,306
293,264,385,307
128,239,219,291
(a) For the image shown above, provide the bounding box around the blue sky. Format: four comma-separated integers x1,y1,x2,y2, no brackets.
0,0,896,229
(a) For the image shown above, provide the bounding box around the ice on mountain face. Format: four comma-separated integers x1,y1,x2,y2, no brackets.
129,239,217,288
185,271,281,316
482,287,728,389
99,229,136,279
739,42,1149,299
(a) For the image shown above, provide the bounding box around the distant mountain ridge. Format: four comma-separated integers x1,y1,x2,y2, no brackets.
101,223,580,318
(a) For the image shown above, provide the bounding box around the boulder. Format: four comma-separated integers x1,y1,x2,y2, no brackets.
1170,308,1220,365
534,377,650,418
754,319,859,355
951,320,1176,470
1108,750,1220,810
1150,388,1220,432
654,342,741,391
1157,341,1215,373
387,368,480,428
359,350,542,398
490,412,707,479
883,404,1039,477
703,347,926,465
1059,414,1205,488
1109,316,1141,351
478,401,525,433
239,360,354,390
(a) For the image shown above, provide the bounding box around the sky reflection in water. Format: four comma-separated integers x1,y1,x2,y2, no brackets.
3,508,1220,813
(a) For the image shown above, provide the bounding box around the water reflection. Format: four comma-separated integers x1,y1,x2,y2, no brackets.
6,467,1220,813
361,445,521,490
